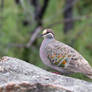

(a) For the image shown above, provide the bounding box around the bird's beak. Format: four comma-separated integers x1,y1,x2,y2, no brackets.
38,34,44,38
40,34,44,37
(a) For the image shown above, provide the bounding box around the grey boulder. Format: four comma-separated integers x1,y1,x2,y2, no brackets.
0,56,92,92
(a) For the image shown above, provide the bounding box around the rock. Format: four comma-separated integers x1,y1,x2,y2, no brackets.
0,56,92,92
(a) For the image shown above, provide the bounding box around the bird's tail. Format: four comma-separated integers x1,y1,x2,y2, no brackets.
81,65,92,79
86,74,92,79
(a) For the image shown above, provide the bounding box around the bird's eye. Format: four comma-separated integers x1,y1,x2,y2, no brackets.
47,32,49,34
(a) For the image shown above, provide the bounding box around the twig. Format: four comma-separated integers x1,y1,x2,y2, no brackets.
43,0,79,23
9,0,49,48
8,43,27,48
44,15,92,28
27,0,50,47
27,26,43,48
8,15,92,48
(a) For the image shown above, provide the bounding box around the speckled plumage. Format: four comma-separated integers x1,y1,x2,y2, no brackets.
40,29,92,79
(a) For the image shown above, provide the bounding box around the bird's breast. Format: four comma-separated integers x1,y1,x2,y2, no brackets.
40,39,52,66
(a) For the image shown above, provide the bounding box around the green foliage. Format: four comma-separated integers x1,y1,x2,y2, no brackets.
1,0,92,81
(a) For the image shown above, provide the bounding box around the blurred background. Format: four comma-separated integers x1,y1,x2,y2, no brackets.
0,0,92,80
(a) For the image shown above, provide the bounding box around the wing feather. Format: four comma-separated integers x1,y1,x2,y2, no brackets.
46,40,73,67
45,40,92,75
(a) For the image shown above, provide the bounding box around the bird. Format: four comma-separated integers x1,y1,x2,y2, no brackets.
39,29,92,79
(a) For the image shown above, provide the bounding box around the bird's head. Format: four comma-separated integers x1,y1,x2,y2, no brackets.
41,29,55,39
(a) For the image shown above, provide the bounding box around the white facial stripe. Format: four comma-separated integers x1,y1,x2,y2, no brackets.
48,33,53,36
42,29,47,34
44,33,54,37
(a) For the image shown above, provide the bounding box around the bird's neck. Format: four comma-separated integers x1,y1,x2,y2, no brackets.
44,37,55,42
42,38,55,47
